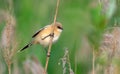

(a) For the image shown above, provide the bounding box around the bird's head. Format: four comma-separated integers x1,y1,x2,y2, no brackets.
54,22,63,32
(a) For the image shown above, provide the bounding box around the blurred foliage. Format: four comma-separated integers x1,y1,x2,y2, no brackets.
0,0,120,74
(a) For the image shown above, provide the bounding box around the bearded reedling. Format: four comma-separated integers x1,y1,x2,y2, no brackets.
20,22,63,52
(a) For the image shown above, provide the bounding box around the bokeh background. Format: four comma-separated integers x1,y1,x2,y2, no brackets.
0,0,120,74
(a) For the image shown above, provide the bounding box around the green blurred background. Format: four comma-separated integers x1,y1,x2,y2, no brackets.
0,0,120,74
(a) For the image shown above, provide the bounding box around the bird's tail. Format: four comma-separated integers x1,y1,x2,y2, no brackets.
19,42,33,52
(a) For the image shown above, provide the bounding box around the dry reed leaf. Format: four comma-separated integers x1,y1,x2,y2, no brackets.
76,36,91,63
24,56,45,74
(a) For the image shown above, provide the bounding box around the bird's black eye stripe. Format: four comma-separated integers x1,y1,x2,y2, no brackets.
57,26,63,30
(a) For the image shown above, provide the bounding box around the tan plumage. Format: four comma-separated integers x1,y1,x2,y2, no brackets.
20,22,63,51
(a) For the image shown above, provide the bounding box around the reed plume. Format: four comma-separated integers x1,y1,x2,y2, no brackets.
0,10,17,74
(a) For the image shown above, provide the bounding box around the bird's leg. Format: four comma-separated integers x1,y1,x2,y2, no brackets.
50,33,54,37
46,33,54,57
42,33,54,40
43,33,54,57
47,51,51,57
44,48,51,57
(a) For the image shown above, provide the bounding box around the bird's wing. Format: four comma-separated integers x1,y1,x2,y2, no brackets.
32,25,50,38
32,28,44,38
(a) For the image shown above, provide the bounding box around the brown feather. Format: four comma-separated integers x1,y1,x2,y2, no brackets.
32,28,44,38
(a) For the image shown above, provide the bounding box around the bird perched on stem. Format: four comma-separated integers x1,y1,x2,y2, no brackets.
19,22,63,52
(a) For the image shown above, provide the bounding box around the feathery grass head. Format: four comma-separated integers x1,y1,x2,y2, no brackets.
59,48,74,74
0,10,17,74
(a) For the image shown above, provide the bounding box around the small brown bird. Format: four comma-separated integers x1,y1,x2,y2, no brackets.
20,22,63,52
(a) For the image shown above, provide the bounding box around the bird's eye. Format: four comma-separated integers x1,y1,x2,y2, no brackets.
57,26,63,30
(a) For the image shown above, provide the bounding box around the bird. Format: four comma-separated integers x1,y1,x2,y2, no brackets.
20,22,63,52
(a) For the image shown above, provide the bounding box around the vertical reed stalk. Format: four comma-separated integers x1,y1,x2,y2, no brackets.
8,64,11,74
92,49,95,74
44,0,60,73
